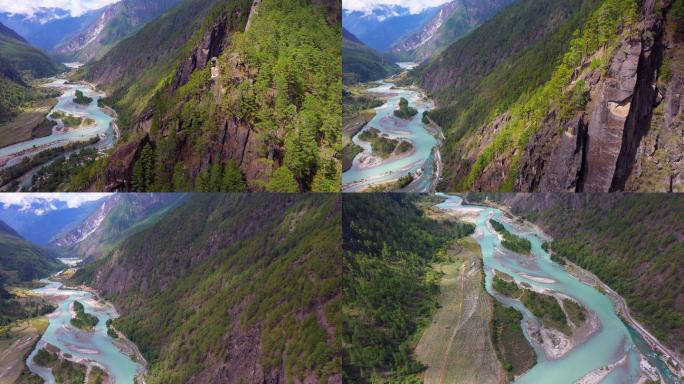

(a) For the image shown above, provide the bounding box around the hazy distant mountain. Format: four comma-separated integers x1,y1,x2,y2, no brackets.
0,197,105,245
0,21,65,78
342,5,440,51
0,8,104,51
391,0,516,62
343,27,399,83
53,193,185,260
0,219,62,285
55,0,183,63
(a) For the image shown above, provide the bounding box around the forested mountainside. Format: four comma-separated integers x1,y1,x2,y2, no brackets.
75,0,341,193
342,194,474,383
343,28,399,84
0,220,62,287
468,193,684,358
53,193,184,261
71,194,341,384
412,0,684,192
391,0,516,63
0,22,64,123
0,22,64,78
55,0,183,63
0,220,61,325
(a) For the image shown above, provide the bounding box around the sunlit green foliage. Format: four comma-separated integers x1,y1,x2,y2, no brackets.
32,146,101,192
219,0,341,191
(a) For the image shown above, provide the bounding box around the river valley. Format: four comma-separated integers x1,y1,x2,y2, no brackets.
436,194,683,384
342,63,442,192
25,279,142,383
0,72,117,189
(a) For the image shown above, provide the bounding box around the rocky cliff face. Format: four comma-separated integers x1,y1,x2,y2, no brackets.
442,0,683,192
52,195,117,247
105,7,268,191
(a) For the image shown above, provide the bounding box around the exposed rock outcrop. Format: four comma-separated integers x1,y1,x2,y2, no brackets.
172,11,233,90
104,135,147,192
516,112,588,192
448,0,675,192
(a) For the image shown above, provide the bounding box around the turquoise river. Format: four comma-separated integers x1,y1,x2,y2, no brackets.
342,63,442,192
436,194,683,384
26,280,141,383
0,77,117,173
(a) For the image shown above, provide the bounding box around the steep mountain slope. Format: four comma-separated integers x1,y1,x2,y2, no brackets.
0,219,62,325
0,8,104,51
342,5,441,52
77,0,341,192
469,193,684,359
391,0,516,63
0,21,64,78
343,27,399,83
72,194,341,384
0,220,62,285
53,193,185,260
413,0,683,192
55,0,184,63
0,22,65,123
342,194,475,382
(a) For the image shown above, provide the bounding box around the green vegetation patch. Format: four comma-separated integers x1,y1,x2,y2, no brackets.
358,128,400,159
393,97,418,120
33,346,87,383
492,274,521,298
49,111,83,127
489,219,532,254
342,143,363,172
563,299,586,328
491,301,536,378
520,290,569,335
88,366,109,384
73,90,93,105
70,301,99,331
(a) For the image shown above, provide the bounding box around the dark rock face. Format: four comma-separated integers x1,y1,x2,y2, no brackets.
217,117,274,183
579,37,642,191
104,136,147,192
172,12,231,90
516,112,588,192
610,2,664,191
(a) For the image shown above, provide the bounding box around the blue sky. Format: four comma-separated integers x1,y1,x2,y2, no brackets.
343,0,450,14
0,0,119,17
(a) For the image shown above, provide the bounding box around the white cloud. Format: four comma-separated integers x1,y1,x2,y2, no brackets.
0,0,120,17
0,193,111,214
343,0,450,14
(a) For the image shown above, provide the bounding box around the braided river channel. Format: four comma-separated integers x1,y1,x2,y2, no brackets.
436,194,683,384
